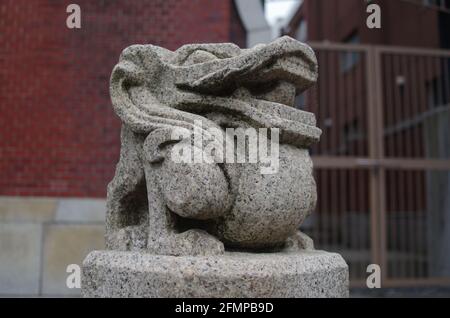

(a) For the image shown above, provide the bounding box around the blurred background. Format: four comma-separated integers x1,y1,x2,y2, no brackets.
0,0,449,297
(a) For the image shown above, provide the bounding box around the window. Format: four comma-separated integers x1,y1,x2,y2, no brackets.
294,93,306,110
296,19,308,43
340,32,361,73
422,0,450,10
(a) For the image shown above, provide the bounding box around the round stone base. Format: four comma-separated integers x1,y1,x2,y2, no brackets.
82,250,349,298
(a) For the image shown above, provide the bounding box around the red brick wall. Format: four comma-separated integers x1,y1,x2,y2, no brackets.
0,0,246,197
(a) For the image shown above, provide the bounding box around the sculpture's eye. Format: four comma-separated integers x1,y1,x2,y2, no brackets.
183,50,219,66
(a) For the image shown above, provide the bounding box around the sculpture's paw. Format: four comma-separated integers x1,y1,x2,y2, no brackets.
148,229,225,256
177,229,225,256
115,225,148,251
284,231,315,252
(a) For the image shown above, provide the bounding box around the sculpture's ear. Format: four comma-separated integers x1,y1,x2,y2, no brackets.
110,45,166,133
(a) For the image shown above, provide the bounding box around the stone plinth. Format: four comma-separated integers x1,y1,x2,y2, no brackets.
81,36,349,299
82,250,349,298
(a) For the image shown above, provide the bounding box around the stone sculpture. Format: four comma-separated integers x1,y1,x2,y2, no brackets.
82,36,349,298
106,36,320,254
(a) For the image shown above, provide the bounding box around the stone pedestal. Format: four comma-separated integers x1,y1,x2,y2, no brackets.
82,250,349,298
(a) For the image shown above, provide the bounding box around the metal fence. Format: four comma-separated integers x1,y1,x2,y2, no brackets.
299,42,450,287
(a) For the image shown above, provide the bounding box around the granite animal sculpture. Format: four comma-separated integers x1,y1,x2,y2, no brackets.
106,36,322,256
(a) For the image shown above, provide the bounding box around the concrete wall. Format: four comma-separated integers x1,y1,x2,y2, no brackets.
0,196,105,296
234,0,272,47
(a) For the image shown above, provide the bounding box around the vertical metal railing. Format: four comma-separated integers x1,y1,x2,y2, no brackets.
377,46,450,287
302,42,450,287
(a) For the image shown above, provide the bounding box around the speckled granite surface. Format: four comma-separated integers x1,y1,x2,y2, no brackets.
105,36,322,255
82,250,348,298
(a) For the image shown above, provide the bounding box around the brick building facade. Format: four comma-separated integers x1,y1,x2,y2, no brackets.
285,0,449,49
0,0,251,296
0,0,246,198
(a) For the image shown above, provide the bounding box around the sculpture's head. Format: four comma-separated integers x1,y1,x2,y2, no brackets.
110,36,321,147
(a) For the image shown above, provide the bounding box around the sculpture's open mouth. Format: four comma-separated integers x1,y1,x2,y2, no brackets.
237,53,318,94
